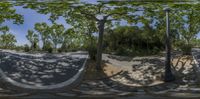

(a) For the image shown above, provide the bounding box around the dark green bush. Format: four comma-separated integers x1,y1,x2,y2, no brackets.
180,44,192,55
175,40,192,55
152,47,160,55
88,45,97,60
44,42,53,53
24,44,30,52
57,48,63,53
47,46,53,53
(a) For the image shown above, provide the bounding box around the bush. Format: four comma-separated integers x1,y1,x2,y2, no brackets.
24,44,30,52
88,45,97,60
47,46,53,53
15,46,24,51
152,47,160,55
180,44,192,55
84,37,97,60
115,46,136,56
44,42,53,53
57,48,63,53
175,40,192,55
48,48,53,53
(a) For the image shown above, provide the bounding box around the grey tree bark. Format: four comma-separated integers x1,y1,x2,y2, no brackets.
164,8,175,82
96,20,105,71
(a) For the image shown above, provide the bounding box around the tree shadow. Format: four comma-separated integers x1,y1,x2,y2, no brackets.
107,54,133,62
100,54,197,92
0,51,87,87
171,55,197,84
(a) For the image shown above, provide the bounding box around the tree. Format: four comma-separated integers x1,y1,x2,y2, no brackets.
60,28,74,52
49,23,65,51
34,22,50,50
0,2,23,24
0,2,23,49
67,2,138,70
0,29,17,49
0,2,23,33
20,1,77,22
0,2,24,50
174,4,200,39
22,1,138,70
26,30,39,50
22,1,98,56
65,13,98,59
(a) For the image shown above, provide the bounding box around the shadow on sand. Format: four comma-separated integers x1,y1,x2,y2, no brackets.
100,54,197,92
0,50,88,92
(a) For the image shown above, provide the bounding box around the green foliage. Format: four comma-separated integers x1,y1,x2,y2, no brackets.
84,36,97,60
191,38,200,47
20,2,200,57
175,40,192,55
0,32,17,49
26,30,39,50
88,45,97,60
0,2,23,25
21,1,77,22
34,22,49,50
57,48,63,53
104,26,164,56
49,23,65,50
59,29,74,52
14,45,24,51
0,2,23,50
180,44,192,55
31,22,86,53
24,44,30,52
45,41,53,53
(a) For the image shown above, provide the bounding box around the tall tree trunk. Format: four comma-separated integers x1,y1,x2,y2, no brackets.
42,38,46,50
96,20,105,71
54,43,57,52
147,41,149,54
164,9,175,82
42,42,46,50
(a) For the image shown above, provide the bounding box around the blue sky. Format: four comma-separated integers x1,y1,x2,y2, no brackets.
4,6,71,46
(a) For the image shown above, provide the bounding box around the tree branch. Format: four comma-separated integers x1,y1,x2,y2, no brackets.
77,7,99,21
105,12,128,19
95,3,105,14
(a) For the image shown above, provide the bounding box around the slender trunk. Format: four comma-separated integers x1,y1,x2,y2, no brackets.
186,38,190,45
54,43,57,52
42,37,46,50
61,37,67,50
164,9,175,82
42,42,46,50
96,20,105,71
89,32,93,50
147,41,149,54
88,32,96,60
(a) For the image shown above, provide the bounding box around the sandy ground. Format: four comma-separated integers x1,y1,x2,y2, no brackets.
0,49,198,98
101,53,196,87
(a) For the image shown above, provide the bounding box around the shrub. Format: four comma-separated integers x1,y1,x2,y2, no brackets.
180,44,192,55
44,42,53,53
152,47,160,55
48,47,53,53
57,48,63,53
88,45,97,60
175,40,192,55
24,44,30,52
115,46,133,56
